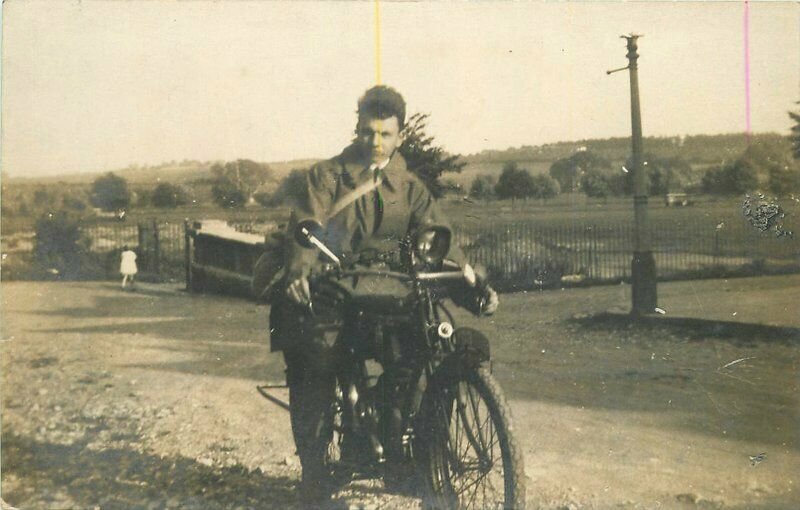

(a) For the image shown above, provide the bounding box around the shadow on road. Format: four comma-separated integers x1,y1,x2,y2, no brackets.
22,290,280,382
1,431,303,509
494,311,799,451
573,312,800,347
2,428,413,509
20,292,238,321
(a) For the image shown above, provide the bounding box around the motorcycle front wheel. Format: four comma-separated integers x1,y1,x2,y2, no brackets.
419,366,526,510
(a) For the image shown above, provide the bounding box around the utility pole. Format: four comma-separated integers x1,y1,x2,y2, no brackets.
608,34,657,315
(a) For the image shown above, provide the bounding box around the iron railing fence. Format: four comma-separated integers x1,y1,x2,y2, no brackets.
5,216,797,288
74,221,185,279
452,218,798,291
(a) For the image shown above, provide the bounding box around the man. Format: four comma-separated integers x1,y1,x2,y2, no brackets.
270,85,498,502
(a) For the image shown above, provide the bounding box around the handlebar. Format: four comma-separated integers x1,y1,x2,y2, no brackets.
314,267,465,284
299,224,467,284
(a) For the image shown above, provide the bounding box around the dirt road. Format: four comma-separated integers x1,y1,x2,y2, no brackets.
2,276,798,509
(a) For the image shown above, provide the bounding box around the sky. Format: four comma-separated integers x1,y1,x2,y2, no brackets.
1,1,798,177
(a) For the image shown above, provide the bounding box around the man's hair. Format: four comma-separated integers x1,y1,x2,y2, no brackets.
357,85,406,129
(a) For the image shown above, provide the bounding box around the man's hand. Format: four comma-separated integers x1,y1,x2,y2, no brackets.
286,277,311,306
463,264,499,316
481,285,499,315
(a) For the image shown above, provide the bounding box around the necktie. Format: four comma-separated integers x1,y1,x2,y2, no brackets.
372,166,384,234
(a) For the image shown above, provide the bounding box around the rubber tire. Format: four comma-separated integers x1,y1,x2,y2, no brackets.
419,366,526,510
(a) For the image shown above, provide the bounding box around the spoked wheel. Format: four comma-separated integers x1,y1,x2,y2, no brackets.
420,366,525,510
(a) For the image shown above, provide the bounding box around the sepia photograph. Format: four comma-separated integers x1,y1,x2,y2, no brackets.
1,1,799,508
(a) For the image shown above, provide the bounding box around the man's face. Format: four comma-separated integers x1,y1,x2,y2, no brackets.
356,115,403,165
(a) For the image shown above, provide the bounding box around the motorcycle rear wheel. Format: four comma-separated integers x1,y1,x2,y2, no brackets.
420,366,526,510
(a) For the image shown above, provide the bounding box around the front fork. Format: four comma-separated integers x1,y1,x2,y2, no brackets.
338,358,385,464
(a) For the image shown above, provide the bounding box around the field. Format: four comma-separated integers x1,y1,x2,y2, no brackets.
5,192,793,235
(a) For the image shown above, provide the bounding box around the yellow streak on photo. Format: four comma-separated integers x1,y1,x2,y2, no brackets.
374,0,382,85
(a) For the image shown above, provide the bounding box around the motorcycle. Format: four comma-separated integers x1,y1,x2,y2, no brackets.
290,219,526,509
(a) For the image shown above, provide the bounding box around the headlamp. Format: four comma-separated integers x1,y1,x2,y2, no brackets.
413,226,452,268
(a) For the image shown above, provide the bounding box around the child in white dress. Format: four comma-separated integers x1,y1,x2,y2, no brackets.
120,246,138,289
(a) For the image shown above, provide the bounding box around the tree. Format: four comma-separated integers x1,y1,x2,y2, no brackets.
33,188,52,207
62,194,87,211
59,186,90,212
212,178,248,208
210,159,271,208
16,198,30,216
152,182,189,208
790,105,800,160
549,151,612,193
645,155,694,195
494,162,536,200
399,113,466,198
90,172,131,211
529,174,560,199
581,171,613,198
621,154,695,196
469,174,497,200
737,138,800,196
133,189,151,208
255,168,308,208
725,159,759,194
701,159,759,195
768,164,800,196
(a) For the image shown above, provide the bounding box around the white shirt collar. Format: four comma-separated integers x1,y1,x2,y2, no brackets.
369,157,391,173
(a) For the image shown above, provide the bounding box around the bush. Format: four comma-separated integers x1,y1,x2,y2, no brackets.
34,211,90,279
254,168,307,208
211,178,248,208
550,151,612,193
469,174,496,200
701,159,759,195
701,138,797,196
440,179,463,196
579,165,626,198
643,155,694,195
152,182,189,208
210,159,271,208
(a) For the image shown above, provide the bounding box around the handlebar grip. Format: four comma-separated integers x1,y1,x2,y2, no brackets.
415,271,467,281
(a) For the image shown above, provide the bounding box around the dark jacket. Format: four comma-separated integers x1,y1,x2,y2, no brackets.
284,144,465,281
270,145,466,352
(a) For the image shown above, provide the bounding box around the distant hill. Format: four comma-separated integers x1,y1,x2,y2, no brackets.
462,132,786,166
4,132,785,188
5,158,321,186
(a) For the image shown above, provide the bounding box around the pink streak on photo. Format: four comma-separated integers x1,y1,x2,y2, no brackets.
744,0,751,142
